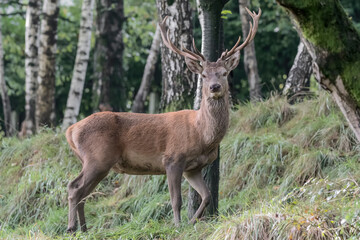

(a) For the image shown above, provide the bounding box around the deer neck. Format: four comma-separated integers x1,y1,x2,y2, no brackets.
196,93,230,147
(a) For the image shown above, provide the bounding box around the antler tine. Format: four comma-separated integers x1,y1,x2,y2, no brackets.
158,16,173,50
159,16,204,62
192,38,206,61
234,21,253,52
222,36,241,60
234,8,261,52
221,8,261,60
219,49,229,61
181,43,205,61
245,7,261,41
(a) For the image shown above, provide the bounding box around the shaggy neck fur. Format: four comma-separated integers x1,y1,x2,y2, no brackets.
196,92,230,147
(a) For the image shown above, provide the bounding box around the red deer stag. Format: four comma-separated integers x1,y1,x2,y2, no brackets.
66,8,261,232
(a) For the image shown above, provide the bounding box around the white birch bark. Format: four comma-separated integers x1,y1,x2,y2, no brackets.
0,16,13,136
36,0,59,128
24,0,41,136
131,26,161,113
62,0,95,130
193,0,205,110
156,0,195,109
283,41,312,101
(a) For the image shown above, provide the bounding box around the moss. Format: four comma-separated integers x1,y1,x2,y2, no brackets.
342,60,360,105
277,0,360,105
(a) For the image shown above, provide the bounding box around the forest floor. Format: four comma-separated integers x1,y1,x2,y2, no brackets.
0,93,360,239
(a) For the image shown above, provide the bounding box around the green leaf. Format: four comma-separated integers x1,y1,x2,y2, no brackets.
221,10,232,15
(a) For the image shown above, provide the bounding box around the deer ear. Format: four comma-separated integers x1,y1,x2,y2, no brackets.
224,51,241,71
185,57,203,74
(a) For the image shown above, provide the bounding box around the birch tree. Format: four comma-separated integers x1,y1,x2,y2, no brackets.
132,26,161,113
24,0,41,136
283,41,312,102
193,0,205,111
156,0,195,110
62,0,95,130
0,16,12,136
239,0,261,101
36,0,59,128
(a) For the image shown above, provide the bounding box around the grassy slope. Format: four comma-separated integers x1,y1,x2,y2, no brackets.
0,93,360,239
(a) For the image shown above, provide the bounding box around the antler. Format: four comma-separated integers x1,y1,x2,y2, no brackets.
159,16,205,62
159,8,261,63
220,8,261,61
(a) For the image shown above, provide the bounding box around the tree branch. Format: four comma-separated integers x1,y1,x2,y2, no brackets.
0,11,26,17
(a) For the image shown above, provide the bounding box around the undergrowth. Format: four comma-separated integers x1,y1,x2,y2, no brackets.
0,93,359,239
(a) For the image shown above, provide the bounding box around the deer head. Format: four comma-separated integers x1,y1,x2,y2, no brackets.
159,8,261,100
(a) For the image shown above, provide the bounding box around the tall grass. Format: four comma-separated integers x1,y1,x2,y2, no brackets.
0,93,359,239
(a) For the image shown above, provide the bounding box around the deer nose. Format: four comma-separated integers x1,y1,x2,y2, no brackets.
210,83,221,92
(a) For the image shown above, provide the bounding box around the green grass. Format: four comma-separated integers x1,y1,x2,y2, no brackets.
1,93,360,239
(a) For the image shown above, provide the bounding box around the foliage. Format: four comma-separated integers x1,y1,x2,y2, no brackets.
1,93,360,239
0,0,359,130
122,0,160,108
0,2,25,117
221,0,299,101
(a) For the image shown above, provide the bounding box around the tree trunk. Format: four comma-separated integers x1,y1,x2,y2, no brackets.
277,0,360,142
283,40,312,103
156,0,195,110
24,0,41,136
193,0,205,111
132,26,161,113
93,0,125,112
62,0,95,130
239,0,261,101
188,0,229,219
36,0,59,128
0,16,13,136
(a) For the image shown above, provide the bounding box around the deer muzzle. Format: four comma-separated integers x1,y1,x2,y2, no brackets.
210,83,221,93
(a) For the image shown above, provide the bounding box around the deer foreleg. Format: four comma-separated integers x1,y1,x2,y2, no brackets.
165,161,185,226
184,170,211,224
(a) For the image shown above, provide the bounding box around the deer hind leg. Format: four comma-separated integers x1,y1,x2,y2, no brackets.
183,170,211,224
67,163,109,233
165,161,185,226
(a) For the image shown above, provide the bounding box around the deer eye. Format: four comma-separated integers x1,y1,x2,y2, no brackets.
222,72,227,77
201,74,206,78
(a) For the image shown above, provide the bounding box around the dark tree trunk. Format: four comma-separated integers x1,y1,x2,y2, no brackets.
36,0,59,128
132,26,161,113
24,0,41,136
239,0,261,101
156,0,195,110
277,0,360,142
93,0,125,112
0,16,13,136
283,41,313,103
188,0,229,219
